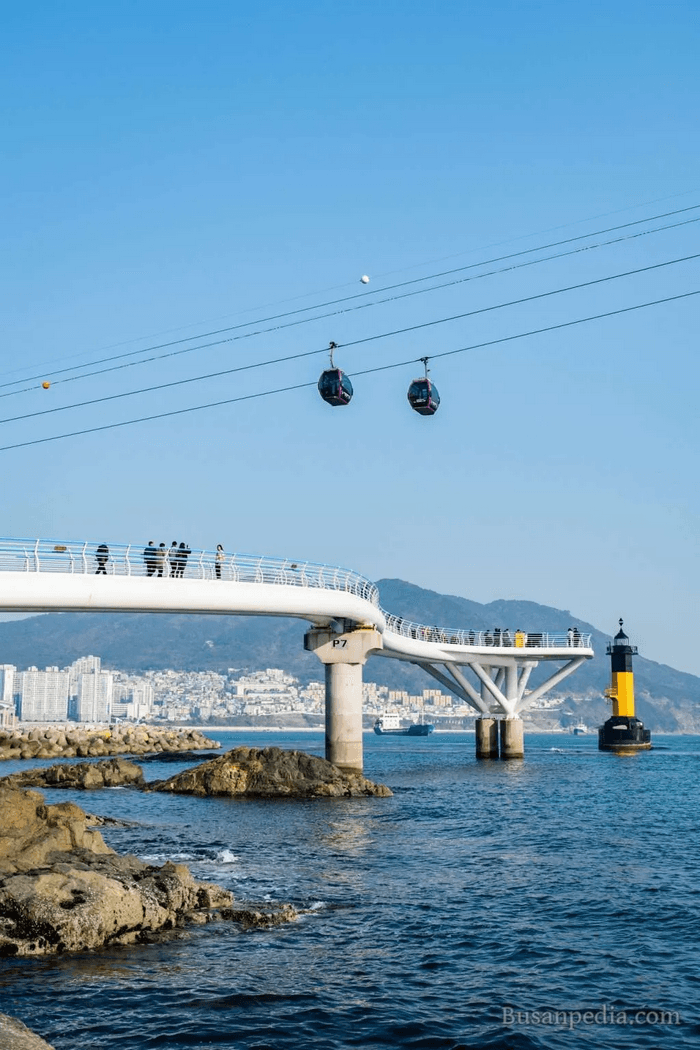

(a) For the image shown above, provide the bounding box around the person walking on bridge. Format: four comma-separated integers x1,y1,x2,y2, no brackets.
95,544,109,575
215,544,224,580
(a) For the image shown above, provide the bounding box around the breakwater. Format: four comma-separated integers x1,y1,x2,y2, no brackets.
0,725,219,761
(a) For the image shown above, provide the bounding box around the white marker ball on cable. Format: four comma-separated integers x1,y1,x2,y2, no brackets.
360,275,370,284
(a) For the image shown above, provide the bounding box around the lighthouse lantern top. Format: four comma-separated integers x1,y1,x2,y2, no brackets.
606,618,638,656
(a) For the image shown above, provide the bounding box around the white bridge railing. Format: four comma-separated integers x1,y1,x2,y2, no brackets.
0,538,379,603
0,538,592,651
383,614,591,650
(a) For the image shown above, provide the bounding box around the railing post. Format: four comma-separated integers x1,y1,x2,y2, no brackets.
33,540,40,573
125,545,131,576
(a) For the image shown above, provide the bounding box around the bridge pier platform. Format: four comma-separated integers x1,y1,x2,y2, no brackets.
304,626,382,772
475,717,524,760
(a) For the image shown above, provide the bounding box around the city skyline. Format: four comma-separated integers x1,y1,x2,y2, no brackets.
2,653,470,727
2,3,698,675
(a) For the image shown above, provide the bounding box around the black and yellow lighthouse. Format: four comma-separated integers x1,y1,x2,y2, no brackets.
598,619,651,752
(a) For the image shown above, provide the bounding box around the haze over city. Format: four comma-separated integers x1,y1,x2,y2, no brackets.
2,1,698,675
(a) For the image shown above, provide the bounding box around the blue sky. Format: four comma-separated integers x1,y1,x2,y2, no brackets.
1,1,699,675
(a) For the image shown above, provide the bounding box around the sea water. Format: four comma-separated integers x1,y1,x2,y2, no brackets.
1,730,699,1049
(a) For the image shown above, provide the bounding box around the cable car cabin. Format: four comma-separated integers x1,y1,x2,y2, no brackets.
407,377,440,416
318,368,353,406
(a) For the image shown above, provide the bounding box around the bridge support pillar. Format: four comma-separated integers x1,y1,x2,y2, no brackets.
475,717,499,759
304,626,382,772
499,718,524,760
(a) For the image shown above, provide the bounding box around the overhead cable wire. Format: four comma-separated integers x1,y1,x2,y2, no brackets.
370,186,700,278
1,251,697,427
2,202,699,395
0,287,697,454
351,287,700,371
7,186,698,382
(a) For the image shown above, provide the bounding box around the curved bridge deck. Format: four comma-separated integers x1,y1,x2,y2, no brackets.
0,538,594,727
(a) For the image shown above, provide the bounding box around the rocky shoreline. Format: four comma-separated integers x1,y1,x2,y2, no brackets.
0,745,391,960
0,784,232,957
0,725,219,761
0,748,393,798
0,781,301,959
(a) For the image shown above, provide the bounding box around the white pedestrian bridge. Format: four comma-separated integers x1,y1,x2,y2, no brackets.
0,538,594,767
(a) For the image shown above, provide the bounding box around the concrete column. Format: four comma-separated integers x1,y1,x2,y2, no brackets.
505,662,519,714
324,661,364,771
304,626,383,772
500,717,524,760
475,717,499,759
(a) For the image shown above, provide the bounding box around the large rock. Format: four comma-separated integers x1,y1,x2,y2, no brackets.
0,785,232,957
1,758,145,790
150,746,392,798
0,1014,55,1050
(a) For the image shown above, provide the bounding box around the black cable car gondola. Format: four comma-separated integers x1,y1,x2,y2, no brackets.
318,341,353,406
407,357,440,415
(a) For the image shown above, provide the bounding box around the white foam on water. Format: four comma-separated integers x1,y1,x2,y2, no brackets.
216,849,238,863
141,852,196,864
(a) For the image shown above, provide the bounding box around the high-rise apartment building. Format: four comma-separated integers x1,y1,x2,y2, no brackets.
0,664,15,706
68,655,102,698
18,668,70,721
75,671,113,722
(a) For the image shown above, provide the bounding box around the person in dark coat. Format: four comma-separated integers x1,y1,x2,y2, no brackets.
177,542,191,578
143,541,157,577
169,541,179,577
95,544,109,575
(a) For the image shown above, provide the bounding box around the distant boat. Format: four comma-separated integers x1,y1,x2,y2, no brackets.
571,723,587,735
373,714,434,736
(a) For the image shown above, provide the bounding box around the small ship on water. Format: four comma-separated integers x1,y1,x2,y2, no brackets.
373,713,434,737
